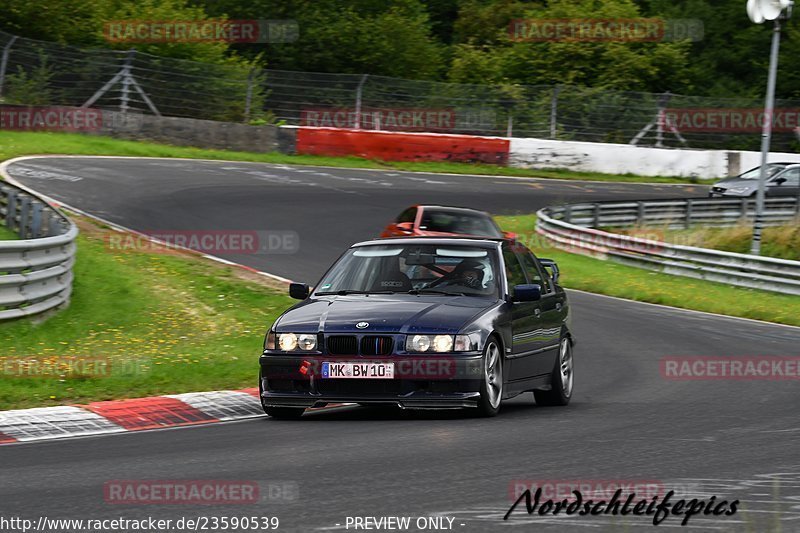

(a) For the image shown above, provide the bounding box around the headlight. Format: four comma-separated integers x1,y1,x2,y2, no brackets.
432,335,453,352
406,334,474,353
279,333,298,351
276,333,317,351
298,334,317,351
276,333,317,352
407,334,432,352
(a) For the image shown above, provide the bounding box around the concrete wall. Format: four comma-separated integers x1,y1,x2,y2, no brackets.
97,111,296,153
508,137,800,179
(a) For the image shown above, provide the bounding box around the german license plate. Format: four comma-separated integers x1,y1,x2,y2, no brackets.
321,362,394,379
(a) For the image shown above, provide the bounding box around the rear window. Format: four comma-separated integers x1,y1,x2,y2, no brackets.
419,210,502,237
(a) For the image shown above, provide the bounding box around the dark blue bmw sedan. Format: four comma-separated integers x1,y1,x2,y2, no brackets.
259,237,574,418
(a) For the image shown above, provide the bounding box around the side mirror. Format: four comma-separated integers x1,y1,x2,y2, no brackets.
539,258,560,284
502,231,517,242
773,176,787,185
513,284,541,302
396,222,414,233
289,283,309,300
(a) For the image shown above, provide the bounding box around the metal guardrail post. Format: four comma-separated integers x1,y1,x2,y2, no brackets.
593,204,601,228
685,199,693,229
18,196,31,238
637,202,645,225
6,190,17,232
564,204,573,223
244,67,256,123
31,200,43,238
0,35,18,98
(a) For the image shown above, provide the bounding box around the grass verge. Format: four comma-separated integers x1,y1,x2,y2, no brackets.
0,215,294,410
614,221,800,262
496,214,800,328
0,130,705,184
0,226,18,240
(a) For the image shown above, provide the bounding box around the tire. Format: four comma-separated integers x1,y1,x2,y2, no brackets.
262,406,305,420
534,336,574,407
476,337,503,417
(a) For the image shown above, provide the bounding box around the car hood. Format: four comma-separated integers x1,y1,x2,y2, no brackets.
713,177,758,189
275,294,497,334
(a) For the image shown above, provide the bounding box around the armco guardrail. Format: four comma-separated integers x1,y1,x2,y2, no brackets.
0,183,77,320
536,197,800,296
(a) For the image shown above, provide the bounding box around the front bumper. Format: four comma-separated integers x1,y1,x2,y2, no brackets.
259,354,484,409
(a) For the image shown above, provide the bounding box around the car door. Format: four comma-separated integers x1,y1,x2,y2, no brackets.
767,168,800,197
518,249,565,376
502,242,548,380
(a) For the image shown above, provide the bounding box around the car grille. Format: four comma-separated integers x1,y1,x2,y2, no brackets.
326,335,358,355
360,336,394,356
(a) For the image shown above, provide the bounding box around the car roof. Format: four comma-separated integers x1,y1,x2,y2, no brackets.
414,205,492,216
352,236,505,248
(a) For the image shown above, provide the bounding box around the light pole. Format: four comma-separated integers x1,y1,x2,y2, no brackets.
746,0,794,255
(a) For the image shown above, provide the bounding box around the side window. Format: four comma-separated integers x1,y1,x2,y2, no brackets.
502,245,527,292
518,250,552,293
777,168,800,186
396,207,417,223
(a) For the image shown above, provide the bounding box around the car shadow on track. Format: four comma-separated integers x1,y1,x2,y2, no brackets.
264,397,580,422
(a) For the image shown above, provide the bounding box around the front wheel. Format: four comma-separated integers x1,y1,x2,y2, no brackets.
476,338,503,417
534,336,573,406
262,406,305,420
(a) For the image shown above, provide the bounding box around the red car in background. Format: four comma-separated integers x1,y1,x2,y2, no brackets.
381,205,516,240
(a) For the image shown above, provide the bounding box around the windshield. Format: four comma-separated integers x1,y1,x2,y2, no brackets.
315,243,500,297
419,210,503,237
737,164,788,180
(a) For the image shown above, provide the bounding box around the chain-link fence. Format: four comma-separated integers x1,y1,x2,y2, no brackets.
1,28,799,152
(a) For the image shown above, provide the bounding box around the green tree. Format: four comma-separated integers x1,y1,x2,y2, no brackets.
193,0,445,79
448,0,692,92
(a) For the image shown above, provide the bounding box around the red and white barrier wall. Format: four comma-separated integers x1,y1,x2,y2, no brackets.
290,126,800,179
294,127,510,165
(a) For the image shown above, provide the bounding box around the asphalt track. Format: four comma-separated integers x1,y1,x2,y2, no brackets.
3,157,800,532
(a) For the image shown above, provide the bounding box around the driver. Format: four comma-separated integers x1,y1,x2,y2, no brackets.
440,259,485,289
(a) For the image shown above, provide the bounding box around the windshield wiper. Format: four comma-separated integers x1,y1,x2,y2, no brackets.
407,289,468,296
315,290,397,295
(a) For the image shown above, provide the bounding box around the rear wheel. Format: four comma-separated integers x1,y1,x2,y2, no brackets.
534,336,573,406
476,338,503,417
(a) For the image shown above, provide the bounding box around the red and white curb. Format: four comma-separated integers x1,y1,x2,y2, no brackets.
0,388,266,445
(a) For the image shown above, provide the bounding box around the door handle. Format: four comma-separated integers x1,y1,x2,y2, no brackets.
534,308,541,318
555,302,562,311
